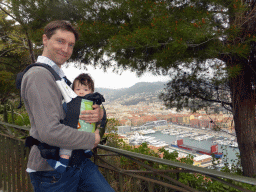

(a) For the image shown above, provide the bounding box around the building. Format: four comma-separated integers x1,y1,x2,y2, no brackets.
117,126,132,134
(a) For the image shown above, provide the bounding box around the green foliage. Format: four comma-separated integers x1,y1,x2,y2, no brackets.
0,99,30,138
0,10,32,104
119,142,160,170
159,147,178,161
99,0,246,72
105,118,119,134
130,142,159,157
226,64,243,79
104,133,122,148
218,146,243,175
7,112,30,126
1,0,252,102
179,154,194,165
0,0,89,103
0,71,16,104
159,69,231,112
1,0,255,82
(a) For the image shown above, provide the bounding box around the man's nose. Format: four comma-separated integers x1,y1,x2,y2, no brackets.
62,44,69,52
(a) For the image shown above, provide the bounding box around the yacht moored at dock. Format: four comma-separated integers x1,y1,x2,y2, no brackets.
171,139,223,158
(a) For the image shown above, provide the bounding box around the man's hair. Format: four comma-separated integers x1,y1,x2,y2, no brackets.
72,73,94,92
44,20,79,41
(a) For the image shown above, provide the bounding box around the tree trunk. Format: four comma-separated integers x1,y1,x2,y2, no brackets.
230,66,256,177
3,103,8,123
25,30,35,64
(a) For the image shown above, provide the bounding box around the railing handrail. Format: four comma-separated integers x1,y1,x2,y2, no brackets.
98,145,256,186
0,121,30,131
1,121,256,187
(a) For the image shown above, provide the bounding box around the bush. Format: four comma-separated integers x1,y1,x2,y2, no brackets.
7,112,30,126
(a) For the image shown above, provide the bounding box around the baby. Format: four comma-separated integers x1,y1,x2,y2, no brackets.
47,73,104,173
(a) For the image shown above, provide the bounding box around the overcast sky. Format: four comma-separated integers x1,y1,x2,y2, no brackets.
62,63,170,89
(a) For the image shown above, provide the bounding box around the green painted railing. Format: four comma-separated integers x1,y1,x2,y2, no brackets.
1,121,256,192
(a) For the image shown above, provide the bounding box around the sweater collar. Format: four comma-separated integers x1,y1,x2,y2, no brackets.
37,56,65,78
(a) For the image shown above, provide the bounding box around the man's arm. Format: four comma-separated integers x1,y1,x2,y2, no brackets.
22,67,96,150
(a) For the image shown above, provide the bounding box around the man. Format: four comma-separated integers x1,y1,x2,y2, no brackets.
21,20,114,191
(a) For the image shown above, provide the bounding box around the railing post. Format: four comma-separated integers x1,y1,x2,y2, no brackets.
16,141,22,192
2,136,7,191
93,148,98,165
148,181,154,192
119,173,124,192
133,177,137,192
11,138,16,192
176,172,180,181
25,147,34,191
10,103,15,124
3,104,8,123
105,169,110,183
20,140,26,191
7,137,11,191
0,135,2,190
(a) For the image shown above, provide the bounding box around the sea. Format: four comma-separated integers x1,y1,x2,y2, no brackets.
149,131,240,165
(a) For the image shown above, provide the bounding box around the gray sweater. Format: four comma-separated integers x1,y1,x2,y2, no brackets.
21,66,95,171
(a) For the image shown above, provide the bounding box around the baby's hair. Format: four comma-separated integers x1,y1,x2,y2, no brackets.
72,73,94,92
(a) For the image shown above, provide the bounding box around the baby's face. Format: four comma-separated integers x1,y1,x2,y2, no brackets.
73,81,93,96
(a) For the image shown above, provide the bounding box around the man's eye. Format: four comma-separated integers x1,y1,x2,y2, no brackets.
69,44,74,47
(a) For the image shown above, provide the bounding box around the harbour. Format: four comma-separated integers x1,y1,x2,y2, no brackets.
120,124,240,169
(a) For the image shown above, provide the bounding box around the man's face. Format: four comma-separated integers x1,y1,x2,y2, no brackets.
42,29,75,67
73,81,93,96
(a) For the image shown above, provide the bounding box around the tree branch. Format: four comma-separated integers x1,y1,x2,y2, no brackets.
0,3,21,24
0,48,16,57
197,95,232,108
187,37,216,48
240,4,256,28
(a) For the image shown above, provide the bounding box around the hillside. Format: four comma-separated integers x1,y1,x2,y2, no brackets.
95,81,167,105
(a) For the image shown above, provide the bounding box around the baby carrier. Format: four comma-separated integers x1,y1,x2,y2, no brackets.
16,63,106,160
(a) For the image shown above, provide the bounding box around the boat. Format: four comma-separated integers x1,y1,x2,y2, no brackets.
171,139,223,158
140,129,156,135
194,136,204,141
161,129,170,134
229,141,238,148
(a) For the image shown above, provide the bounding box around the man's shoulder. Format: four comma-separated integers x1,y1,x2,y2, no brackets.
26,65,51,74
21,66,57,89
24,66,54,80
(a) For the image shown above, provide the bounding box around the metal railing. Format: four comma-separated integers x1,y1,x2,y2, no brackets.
95,145,256,191
0,122,32,192
1,121,256,192
0,133,33,192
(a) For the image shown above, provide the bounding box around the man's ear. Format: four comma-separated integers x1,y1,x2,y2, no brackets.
42,34,48,46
